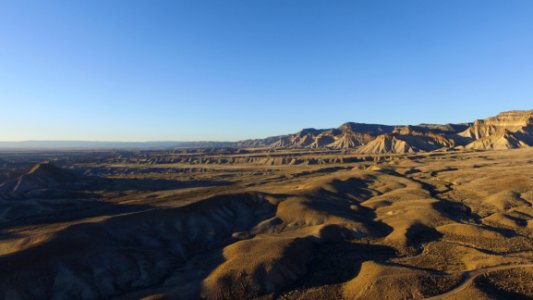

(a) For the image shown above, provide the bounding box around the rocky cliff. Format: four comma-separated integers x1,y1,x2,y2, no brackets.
236,110,533,153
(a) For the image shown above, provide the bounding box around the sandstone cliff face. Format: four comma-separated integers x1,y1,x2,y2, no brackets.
461,110,533,150
460,110,533,138
355,134,417,154
235,110,533,153
465,131,527,150
327,133,364,149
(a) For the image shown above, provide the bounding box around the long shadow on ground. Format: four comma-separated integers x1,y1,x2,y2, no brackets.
280,241,396,294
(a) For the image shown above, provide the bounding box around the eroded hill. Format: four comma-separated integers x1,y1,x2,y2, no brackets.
0,147,531,299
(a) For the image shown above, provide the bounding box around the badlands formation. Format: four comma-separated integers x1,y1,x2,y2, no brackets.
238,110,533,152
0,110,532,299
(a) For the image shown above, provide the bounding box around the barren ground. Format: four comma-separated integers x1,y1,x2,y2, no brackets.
0,147,532,299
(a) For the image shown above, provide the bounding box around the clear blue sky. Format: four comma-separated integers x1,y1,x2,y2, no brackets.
1,0,532,141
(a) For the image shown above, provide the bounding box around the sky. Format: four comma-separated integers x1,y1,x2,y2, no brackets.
1,0,532,142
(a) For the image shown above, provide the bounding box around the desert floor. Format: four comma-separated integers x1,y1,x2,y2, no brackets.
0,147,532,299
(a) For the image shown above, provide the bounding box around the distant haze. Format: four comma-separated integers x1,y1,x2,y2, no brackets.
0,141,235,150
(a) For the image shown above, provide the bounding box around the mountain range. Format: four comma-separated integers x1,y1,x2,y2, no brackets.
1,110,532,153
236,109,533,153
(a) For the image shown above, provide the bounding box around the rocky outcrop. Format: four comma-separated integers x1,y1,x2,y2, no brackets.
460,110,533,139
327,133,364,149
460,110,533,150
234,110,533,153
465,131,527,150
355,134,417,154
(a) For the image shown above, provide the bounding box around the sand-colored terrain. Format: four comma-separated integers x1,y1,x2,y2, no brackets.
234,110,533,152
0,146,532,299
